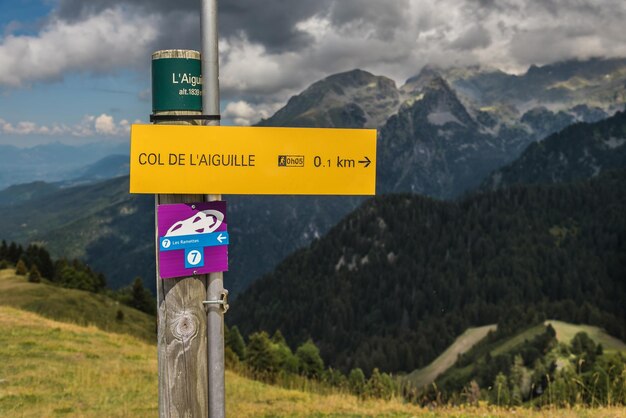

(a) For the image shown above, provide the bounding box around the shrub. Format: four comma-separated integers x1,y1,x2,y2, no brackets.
246,331,279,378
365,368,395,400
28,265,41,283
348,368,366,396
295,339,324,378
15,259,28,275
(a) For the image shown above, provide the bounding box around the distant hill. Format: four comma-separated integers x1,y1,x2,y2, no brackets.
0,141,127,190
0,176,352,294
67,154,130,185
482,110,626,190
0,177,155,290
0,181,60,207
230,170,626,374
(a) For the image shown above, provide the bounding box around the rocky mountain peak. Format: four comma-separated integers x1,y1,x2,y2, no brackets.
258,69,400,128
401,65,445,95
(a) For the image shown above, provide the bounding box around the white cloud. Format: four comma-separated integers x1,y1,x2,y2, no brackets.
94,114,117,135
223,100,281,125
0,7,160,87
0,114,133,137
0,119,50,135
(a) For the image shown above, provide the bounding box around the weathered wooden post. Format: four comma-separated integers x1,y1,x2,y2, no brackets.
152,49,209,417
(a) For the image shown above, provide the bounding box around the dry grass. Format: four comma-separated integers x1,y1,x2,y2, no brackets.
0,306,157,417
1,305,625,417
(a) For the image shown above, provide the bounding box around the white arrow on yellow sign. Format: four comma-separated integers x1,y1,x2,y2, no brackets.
130,124,376,195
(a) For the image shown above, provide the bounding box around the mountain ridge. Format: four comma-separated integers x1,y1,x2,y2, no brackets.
1,57,625,295
482,110,626,190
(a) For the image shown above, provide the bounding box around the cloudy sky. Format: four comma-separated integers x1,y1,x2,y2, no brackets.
1,0,625,146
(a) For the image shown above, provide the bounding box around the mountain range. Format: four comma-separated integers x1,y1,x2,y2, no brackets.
1,57,625,295
261,58,625,197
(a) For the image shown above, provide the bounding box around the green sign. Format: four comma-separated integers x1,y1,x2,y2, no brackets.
152,57,202,112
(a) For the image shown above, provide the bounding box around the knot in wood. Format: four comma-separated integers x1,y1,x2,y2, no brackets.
171,310,199,341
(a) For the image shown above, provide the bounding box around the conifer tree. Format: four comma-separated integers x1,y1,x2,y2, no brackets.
226,325,246,361
492,372,510,406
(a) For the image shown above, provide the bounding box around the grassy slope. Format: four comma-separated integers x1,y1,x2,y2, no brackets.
546,320,626,353
405,324,497,388
2,306,624,418
0,268,155,342
408,321,626,391
490,324,547,356
0,306,157,417
492,321,626,357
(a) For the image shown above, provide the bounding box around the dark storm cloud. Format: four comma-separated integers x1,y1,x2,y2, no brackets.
450,25,491,50
9,0,626,101
328,0,410,41
55,0,332,51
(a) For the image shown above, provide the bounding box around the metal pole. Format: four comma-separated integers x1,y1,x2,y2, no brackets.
200,1,226,417
201,0,220,125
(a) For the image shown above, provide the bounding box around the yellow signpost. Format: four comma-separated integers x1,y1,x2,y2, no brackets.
130,124,377,195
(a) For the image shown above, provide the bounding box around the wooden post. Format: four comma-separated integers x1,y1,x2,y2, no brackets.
153,49,209,417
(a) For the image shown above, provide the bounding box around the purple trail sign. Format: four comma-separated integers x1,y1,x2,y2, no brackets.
157,201,229,279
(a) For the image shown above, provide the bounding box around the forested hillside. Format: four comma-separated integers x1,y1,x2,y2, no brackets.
482,110,626,190
230,170,626,375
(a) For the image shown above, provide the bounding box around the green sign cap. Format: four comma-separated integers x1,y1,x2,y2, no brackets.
152,52,202,112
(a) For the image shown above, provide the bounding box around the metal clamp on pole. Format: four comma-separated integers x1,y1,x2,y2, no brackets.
203,289,229,313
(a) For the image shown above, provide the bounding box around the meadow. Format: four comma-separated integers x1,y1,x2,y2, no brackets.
1,304,625,417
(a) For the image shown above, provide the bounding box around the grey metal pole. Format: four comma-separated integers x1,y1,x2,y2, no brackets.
200,1,226,417
201,0,220,124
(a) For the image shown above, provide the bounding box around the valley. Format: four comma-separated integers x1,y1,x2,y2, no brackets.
1,57,625,411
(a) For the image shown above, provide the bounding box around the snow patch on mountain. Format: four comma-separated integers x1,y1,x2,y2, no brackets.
605,137,626,149
428,111,463,126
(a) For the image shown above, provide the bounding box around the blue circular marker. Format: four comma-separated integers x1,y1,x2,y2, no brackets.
162,239,171,249
187,249,202,266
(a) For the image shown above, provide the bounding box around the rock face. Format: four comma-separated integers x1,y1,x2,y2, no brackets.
378,75,501,197
258,69,401,128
